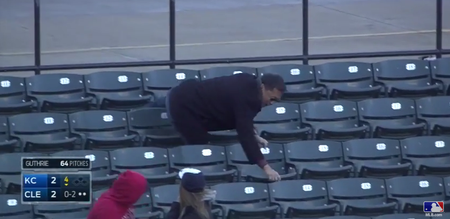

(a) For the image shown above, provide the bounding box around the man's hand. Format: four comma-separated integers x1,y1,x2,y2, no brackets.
263,164,281,181
255,135,268,148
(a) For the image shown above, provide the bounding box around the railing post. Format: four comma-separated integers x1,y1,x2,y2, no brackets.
302,0,309,65
169,0,176,69
436,0,443,58
34,0,41,75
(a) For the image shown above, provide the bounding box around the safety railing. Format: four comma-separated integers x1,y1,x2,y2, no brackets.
0,0,449,75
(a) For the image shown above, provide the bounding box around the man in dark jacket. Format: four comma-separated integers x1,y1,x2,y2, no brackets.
166,73,286,181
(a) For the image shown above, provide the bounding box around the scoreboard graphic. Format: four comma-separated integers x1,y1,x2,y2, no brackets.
21,157,92,204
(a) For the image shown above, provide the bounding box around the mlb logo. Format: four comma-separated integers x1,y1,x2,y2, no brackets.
423,201,444,213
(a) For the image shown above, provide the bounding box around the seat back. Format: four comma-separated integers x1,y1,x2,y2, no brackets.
110,147,171,175
227,143,285,167
152,184,179,211
343,138,407,178
168,145,227,173
0,194,33,219
300,100,363,140
0,116,15,153
315,62,377,100
26,73,89,113
0,76,31,115
143,69,200,100
33,203,90,218
415,96,450,135
199,66,257,79
430,57,450,94
358,98,422,138
84,71,148,110
372,59,436,97
257,64,320,102
9,113,72,152
212,182,271,208
400,136,450,176
284,140,347,179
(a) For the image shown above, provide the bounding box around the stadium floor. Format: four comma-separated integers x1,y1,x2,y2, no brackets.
0,0,450,76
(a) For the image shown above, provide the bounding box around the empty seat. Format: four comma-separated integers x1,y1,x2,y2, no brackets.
372,59,439,97
127,108,183,147
84,71,151,110
373,213,430,219
142,69,200,102
358,98,426,138
415,96,450,135
257,64,323,103
0,116,18,153
343,138,410,178
8,113,77,152
69,110,138,150
0,152,45,194
327,178,396,216
254,102,309,142
109,147,177,186
385,176,449,213
0,76,33,115
212,182,278,219
168,145,235,184
400,136,450,176
151,184,179,214
26,73,92,113
0,194,33,219
430,57,450,94
284,140,351,180
314,61,381,100
33,204,91,219
300,100,367,140
227,143,296,182
269,180,337,218
52,150,117,190
200,66,257,79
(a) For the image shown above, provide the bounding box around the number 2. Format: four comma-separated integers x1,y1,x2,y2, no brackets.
51,191,56,198
51,177,56,184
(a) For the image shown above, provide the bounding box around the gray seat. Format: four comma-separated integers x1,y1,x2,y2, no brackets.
0,194,33,219
0,76,33,115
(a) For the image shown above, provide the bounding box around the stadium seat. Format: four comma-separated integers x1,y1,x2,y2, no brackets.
127,108,183,147
0,116,18,154
0,194,33,219
284,140,352,179
415,96,450,135
268,179,337,218
342,138,410,178
69,110,138,150
314,61,381,100
8,113,77,152
84,71,151,110
357,98,426,138
109,147,177,186
142,69,200,103
208,130,239,146
385,176,448,213
199,66,257,79
168,145,236,184
372,59,439,98
327,178,396,216
400,136,450,176
25,73,92,113
0,76,33,115
254,102,309,142
430,57,450,94
300,100,367,140
443,176,450,198
257,64,323,103
373,213,430,219
33,203,91,219
151,184,179,214
226,143,296,182
52,150,117,190
0,152,45,194
212,182,278,219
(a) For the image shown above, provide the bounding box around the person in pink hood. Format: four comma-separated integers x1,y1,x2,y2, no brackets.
87,170,148,219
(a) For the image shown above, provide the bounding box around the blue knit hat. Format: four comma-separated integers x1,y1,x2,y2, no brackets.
179,168,206,193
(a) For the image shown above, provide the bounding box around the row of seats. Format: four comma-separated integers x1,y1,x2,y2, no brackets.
0,58,449,114
1,95,450,153
2,136,449,193
2,177,448,219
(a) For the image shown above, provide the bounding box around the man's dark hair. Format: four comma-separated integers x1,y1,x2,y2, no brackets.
261,74,286,92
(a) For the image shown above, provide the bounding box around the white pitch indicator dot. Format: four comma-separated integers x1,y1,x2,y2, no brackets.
78,192,82,196
83,192,86,196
